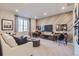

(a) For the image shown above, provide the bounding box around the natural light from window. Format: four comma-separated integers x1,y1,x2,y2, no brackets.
16,17,28,32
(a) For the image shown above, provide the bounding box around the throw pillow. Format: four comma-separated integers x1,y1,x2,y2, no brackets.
13,36,27,45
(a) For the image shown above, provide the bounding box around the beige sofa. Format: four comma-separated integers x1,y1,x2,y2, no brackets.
0,34,33,56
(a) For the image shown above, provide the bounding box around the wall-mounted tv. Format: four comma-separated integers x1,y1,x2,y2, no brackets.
44,25,52,32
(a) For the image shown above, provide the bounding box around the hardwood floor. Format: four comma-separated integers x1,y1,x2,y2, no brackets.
32,38,74,56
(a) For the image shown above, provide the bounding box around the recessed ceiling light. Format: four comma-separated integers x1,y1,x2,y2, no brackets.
44,13,47,15
62,7,65,9
34,16,37,19
15,9,19,12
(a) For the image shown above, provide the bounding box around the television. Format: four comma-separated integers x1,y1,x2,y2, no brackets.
44,25,52,32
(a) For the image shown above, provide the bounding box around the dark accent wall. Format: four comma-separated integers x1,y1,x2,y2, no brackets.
0,41,2,56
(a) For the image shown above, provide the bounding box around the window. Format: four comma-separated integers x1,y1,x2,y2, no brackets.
16,16,28,32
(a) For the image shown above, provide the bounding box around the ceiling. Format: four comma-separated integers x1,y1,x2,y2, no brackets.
0,3,74,19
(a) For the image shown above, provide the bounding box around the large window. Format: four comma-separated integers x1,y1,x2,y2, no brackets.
16,16,29,32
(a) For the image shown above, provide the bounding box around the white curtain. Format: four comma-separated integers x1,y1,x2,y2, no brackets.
16,16,29,32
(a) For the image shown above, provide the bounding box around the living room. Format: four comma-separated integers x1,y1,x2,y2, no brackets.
0,3,79,56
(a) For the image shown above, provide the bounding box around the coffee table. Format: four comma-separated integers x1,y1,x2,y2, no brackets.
32,38,40,47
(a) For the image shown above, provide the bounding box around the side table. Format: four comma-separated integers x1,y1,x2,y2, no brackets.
32,38,40,47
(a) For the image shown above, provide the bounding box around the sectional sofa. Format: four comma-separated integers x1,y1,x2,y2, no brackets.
0,32,33,56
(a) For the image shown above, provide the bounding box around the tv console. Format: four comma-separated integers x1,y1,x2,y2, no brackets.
41,34,56,41
41,34,50,39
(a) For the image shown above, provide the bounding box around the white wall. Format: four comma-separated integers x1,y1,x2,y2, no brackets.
0,10,15,33
0,10,36,34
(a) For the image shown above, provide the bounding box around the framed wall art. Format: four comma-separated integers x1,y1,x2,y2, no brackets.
56,24,67,31
1,19,13,30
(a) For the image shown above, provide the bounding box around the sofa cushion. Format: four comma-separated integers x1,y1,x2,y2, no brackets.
13,36,27,45
1,33,17,47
